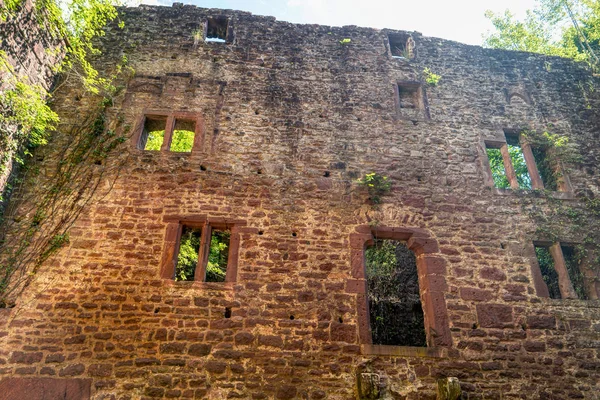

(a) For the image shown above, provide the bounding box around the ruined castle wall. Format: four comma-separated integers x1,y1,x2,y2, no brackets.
0,4,599,399
0,0,63,199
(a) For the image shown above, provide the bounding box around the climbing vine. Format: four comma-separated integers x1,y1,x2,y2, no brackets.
0,0,122,204
0,91,130,307
0,52,59,184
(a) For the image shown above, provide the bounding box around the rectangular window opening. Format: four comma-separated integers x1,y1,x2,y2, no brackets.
397,84,419,109
140,117,167,151
365,239,426,347
170,119,196,152
388,33,409,58
561,245,587,300
485,145,510,189
206,229,230,283
532,146,558,191
534,245,561,299
505,134,532,189
206,16,228,43
175,226,202,281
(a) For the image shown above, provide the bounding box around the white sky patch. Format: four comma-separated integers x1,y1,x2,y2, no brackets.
136,0,538,45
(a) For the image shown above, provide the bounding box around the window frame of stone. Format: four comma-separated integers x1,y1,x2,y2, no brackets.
481,129,573,196
394,81,430,121
134,110,204,154
160,216,245,286
347,226,451,356
529,241,598,300
204,16,233,43
387,32,414,59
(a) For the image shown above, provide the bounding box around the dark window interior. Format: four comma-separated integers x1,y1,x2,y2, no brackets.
365,239,426,346
562,245,587,300
388,33,409,58
206,16,228,42
397,84,419,109
532,146,558,191
534,245,561,299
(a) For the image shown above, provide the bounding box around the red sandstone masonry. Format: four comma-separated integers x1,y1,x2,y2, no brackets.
0,3,599,400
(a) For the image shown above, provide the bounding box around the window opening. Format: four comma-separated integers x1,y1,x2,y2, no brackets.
388,33,411,58
561,245,587,300
397,85,419,109
206,16,228,43
173,225,231,282
170,119,196,152
485,145,509,189
505,134,532,189
175,226,202,281
534,245,561,299
365,239,426,347
532,147,558,191
140,117,167,151
206,229,230,282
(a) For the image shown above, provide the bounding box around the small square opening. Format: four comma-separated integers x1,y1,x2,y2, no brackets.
397,84,419,109
388,33,410,58
365,239,426,346
140,117,167,151
206,16,228,43
175,226,202,281
170,119,196,152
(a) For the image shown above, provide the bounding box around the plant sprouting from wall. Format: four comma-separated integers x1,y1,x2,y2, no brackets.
357,172,391,204
423,67,441,86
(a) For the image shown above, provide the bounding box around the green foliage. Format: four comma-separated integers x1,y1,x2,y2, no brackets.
562,245,588,299
365,240,425,346
0,0,21,22
175,228,201,281
0,0,122,194
207,230,229,282
535,246,561,298
486,145,531,189
357,172,391,204
339,38,351,44
174,229,229,282
486,148,509,188
365,240,397,278
483,0,600,67
170,130,195,152
38,0,122,93
423,67,441,86
144,130,165,151
0,99,128,306
0,52,59,176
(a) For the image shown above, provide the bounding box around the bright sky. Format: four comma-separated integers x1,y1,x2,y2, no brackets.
135,0,537,46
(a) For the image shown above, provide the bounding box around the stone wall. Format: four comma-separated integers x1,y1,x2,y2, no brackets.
1,3,599,399
0,0,63,201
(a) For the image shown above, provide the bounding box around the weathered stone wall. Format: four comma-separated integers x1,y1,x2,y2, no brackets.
0,0,63,200
1,3,600,399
